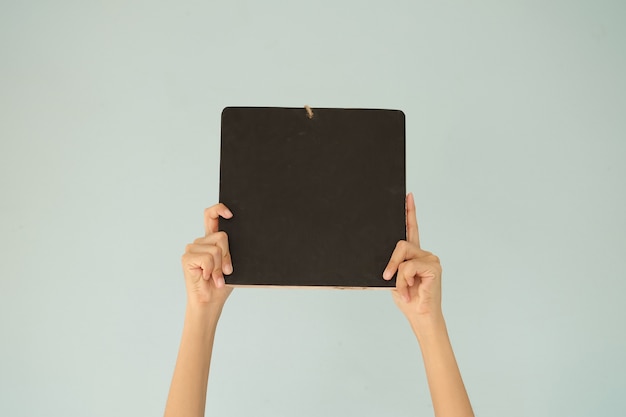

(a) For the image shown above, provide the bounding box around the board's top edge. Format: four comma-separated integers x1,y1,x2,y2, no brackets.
221,106,405,116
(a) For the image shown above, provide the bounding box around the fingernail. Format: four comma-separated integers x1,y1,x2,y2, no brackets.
224,263,233,275
224,208,233,217
217,276,225,288
382,270,391,280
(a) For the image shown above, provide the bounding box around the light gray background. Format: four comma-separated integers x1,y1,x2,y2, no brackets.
1,1,625,416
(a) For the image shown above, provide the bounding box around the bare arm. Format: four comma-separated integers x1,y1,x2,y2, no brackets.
410,314,473,417
384,193,474,417
164,204,234,417
165,305,223,417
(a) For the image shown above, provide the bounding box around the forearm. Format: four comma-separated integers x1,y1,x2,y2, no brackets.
164,304,223,417
410,314,474,417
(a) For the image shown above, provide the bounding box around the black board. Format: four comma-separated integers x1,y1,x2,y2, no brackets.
219,106,405,287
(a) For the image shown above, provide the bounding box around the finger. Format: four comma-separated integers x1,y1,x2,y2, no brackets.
401,256,441,285
194,232,233,274
187,244,225,287
382,240,421,280
204,203,233,236
182,252,215,282
395,274,411,303
406,192,420,248
206,244,225,288
211,257,225,288
398,262,416,287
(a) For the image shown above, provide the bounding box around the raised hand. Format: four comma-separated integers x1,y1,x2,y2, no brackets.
166,203,235,417
383,193,443,319
181,203,234,308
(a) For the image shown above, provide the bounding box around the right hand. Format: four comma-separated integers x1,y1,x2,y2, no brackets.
181,203,234,308
383,193,443,320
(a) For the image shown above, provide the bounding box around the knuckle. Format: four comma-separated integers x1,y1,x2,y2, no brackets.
394,241,408,257
424,252,439,263
209,245,223,257
214,231,228,241
185,244,194,253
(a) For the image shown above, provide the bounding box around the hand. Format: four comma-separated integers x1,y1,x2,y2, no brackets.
181,203,234,308
383,193,443,319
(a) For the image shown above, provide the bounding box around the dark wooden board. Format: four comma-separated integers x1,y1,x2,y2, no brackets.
219,106,405,287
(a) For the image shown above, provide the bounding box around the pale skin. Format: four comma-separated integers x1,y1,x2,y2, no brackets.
164,193,474,417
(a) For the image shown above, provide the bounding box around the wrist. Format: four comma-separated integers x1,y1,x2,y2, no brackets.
408,311,447,340
186,301,224,322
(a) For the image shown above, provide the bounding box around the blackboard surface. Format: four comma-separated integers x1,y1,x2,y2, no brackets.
219,106,405,287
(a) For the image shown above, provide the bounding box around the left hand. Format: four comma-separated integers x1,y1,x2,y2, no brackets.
383,193,443,319
181,204,234,309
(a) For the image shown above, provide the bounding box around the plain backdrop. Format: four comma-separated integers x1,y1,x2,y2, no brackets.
1,1,625,416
